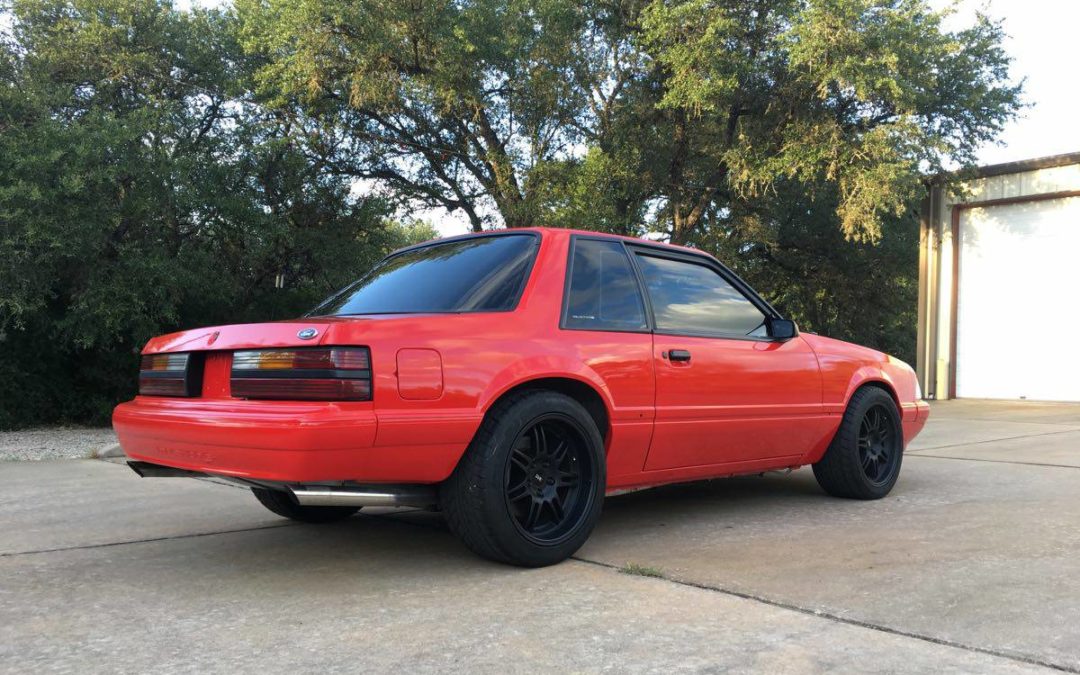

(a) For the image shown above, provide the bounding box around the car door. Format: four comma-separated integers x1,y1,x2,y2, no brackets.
631,249,827,471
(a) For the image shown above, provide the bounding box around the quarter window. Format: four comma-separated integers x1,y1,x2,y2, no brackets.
635,254,767,337
564,240,647,331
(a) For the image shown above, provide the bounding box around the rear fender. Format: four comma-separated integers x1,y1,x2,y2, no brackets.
477,356,616,421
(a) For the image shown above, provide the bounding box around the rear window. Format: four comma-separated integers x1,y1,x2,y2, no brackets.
311,234,538,316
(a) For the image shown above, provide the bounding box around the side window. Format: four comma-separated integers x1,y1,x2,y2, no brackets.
635,254,767,337
564,240,647,331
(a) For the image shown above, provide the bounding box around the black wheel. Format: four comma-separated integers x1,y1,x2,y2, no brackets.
440,390,606,567
251,487,360,523
813,387,904,499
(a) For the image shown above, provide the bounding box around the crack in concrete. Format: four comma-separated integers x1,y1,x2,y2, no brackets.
571,557,1079,674
0,522,296,558
926,416,1080,428
907,427,1080,453
908,454,1080,470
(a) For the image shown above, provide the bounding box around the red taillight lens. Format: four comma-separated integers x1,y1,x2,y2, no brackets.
230,347,371,401
138,353,195,397
230,378,371,401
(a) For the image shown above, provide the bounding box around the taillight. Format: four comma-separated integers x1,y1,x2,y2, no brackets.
139,353,197,397
230,347,372,401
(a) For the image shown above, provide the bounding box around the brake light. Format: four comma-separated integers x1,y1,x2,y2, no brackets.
230,347,372,401
138,353,196,397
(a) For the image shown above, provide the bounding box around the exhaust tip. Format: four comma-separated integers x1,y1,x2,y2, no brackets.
290,486,437,508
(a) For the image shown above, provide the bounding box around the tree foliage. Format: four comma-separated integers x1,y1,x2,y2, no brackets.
238,0,1019,243
0,0,431,427
0,0,1021,428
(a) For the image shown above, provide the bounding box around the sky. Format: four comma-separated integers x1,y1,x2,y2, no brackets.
935,0,1080,165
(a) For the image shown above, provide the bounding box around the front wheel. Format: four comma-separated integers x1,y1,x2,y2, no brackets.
440,390,606,567
813,387,904,499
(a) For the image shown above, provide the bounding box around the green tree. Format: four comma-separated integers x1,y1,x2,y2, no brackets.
238,0,1020,243
0,0,409,428
695,180,920,363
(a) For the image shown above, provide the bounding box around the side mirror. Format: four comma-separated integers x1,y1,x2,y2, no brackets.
767,317,798,340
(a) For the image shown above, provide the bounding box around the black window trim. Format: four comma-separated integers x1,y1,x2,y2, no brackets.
626,242,785,343
559,234,653,334
559,234,788,341
307,230,542,318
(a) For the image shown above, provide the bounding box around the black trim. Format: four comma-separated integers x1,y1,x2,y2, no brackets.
628,246,786,341
557,233,793,341
626,244,782,321
306,231,542,318
229,368,371,380
559,235,652,334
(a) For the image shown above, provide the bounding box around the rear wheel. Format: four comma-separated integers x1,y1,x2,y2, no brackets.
441,390,606,567
251,487,360,523
813,387,904,499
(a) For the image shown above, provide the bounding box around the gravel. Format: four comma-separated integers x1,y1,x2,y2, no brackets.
0,427,118,461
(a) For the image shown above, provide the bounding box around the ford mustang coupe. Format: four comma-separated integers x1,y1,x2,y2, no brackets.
114,228,929,566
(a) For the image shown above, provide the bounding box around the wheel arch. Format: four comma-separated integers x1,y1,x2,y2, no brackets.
843,365,902,412
480,376,611,444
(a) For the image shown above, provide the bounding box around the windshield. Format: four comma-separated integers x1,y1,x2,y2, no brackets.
310,234,538,316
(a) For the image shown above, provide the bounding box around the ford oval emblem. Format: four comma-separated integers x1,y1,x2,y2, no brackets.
297,328,318,340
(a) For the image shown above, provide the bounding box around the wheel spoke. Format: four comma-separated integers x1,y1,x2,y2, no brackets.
524,499,542,530
506,480,530,502
510,448,530,471
552,439,569,464
549,495,565,523
538,423,551,456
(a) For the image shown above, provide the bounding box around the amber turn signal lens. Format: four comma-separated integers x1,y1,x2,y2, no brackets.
140,353,189,372
231,348,370,372
230,347,372,401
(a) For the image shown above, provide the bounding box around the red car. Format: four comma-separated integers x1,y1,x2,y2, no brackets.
114,228,929,566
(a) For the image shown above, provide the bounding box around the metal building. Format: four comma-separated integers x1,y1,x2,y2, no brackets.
917,152,1080,402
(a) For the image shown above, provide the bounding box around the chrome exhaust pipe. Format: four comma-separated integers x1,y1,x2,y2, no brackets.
289,485,437,508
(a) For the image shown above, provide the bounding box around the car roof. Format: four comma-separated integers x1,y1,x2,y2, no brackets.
390,226,707,259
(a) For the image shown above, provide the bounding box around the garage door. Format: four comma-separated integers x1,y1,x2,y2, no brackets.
956,196,1080,401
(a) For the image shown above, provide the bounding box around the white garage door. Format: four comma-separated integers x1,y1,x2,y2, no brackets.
956,196,1080,401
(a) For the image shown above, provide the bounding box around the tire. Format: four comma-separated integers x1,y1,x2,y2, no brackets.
440,390,606,567
813,386,904,500
251,487,360,523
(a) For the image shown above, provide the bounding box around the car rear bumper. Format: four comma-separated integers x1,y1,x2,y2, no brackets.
113,397,470,484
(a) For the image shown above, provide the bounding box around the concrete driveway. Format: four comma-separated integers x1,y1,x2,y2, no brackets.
2,400,1079,674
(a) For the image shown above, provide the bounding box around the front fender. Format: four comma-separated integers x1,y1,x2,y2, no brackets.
842,365,900,409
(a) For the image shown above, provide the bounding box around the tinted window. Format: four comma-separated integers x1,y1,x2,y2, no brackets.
635,254,766,336
311,235,536,315
564,240,647,331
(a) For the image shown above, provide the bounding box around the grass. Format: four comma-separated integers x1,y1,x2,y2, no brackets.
619,562,666,579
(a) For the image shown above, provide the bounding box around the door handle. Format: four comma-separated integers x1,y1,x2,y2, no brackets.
667,349,692,362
